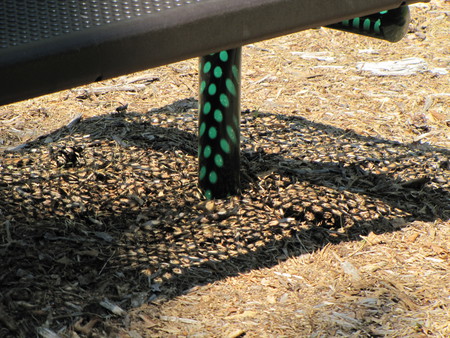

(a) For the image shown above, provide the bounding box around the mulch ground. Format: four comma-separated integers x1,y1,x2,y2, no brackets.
1,1,449,337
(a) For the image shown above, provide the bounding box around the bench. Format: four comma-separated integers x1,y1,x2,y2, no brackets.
0,0,428,199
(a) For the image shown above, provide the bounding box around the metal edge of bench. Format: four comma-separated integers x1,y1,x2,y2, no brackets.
0,0,426,106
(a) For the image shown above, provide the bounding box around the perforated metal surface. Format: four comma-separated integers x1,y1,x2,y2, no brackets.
0,0,426,105
0,0,204,48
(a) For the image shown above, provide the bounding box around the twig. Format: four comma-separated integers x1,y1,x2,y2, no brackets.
98,249,116,276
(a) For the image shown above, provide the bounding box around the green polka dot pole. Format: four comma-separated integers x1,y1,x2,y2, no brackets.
327,6,410,42
199,48,241,199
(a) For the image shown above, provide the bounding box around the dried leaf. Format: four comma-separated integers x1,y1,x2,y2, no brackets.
73,318,100,335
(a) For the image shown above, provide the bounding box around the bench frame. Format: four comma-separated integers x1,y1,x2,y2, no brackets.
0,0,428,199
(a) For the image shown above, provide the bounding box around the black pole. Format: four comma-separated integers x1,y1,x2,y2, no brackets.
198,48,241,199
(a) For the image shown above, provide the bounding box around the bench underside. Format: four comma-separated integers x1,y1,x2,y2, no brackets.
0,0,425,105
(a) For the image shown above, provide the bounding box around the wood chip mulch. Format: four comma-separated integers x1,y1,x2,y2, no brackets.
0,1,449,337
1,105,449,336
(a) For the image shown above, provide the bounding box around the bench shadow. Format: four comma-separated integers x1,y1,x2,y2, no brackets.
0,100,448,335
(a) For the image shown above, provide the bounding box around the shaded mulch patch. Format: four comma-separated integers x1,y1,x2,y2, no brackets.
1,106,448,336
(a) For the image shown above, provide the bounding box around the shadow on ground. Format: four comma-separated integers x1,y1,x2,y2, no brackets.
0,99,448,336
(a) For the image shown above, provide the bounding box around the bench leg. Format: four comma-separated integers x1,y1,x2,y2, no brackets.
198,48,241,199
326,7,410,43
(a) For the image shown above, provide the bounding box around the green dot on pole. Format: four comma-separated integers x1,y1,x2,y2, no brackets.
205,190,212,200
226,78,236,96
214,109,223,123
232,65,239,79
219,51,228,62
220,94,229,108
204,145,212,158
208,126,217,139
209,171,218,184
208,83,217,95
203,61,211,73
363,18,371,31
199,166,207,180
203,101,211,114
214,66,223,78
199,122,206,136
374,19,381,33
226,125,237,144
214,154,224,167
220,139,230,154
200,81,206,93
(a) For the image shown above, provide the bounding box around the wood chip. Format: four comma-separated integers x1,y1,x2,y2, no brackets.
361,232,385,245
159,316,199,324
100,299,127,316
226,329,246,338
225,311,258,320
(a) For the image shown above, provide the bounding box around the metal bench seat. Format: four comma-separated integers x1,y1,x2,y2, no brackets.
0,0,428,198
